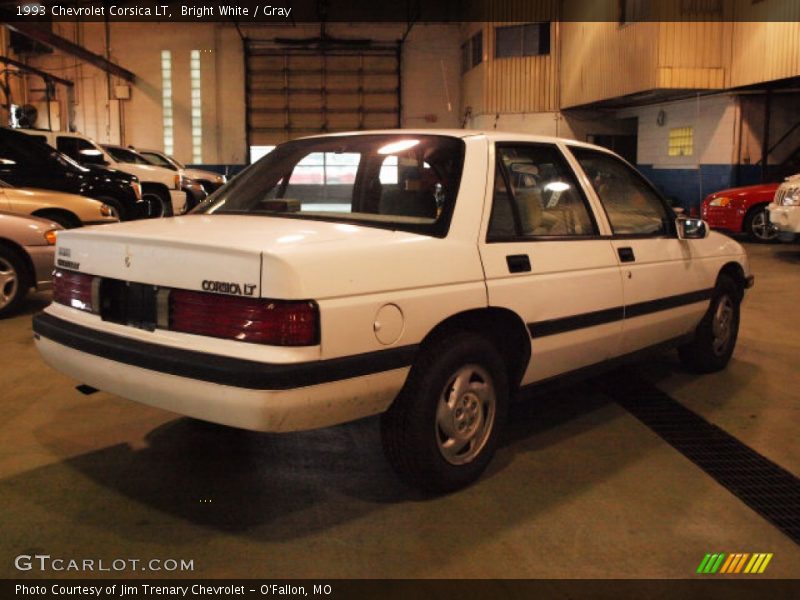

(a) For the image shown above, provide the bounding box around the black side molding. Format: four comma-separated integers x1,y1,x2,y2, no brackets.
527,288,713,338
33,313,418,391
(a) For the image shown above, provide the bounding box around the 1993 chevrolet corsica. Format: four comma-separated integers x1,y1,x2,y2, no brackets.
33,131,753,492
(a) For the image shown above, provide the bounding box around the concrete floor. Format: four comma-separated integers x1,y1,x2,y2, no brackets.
1,241,798,579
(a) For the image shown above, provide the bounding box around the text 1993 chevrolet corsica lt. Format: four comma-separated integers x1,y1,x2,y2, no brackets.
33,131,754,492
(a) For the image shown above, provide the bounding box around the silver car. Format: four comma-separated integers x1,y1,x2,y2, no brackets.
0,211,61,317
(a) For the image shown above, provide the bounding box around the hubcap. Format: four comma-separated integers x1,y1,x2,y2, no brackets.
712,295,735,356
0,256,19,310
435,364,496,466
751,209,777,241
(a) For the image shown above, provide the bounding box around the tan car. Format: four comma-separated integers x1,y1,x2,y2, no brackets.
0,211,61,317
0,179,118,229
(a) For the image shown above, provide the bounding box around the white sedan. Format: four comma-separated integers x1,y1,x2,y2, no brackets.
33,131,753,492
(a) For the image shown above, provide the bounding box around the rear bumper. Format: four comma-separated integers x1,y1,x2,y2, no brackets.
32,312,413,431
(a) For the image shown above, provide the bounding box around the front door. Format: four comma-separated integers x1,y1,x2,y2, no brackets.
479,142,624,384
568,147,711,355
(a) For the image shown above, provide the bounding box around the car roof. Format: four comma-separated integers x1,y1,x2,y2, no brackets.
292,129,610,153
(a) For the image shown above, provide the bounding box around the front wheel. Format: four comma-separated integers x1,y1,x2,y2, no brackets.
744,206,777,242
0,247,29,318
678,274,741,373
380,331,509,493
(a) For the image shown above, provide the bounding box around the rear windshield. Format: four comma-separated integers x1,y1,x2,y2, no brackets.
195,134,466,237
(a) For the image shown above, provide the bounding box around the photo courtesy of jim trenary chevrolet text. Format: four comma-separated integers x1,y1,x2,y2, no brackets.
2,0,800,599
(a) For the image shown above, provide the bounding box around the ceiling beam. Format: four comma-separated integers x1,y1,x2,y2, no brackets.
3,23,136,82
0,55,74,87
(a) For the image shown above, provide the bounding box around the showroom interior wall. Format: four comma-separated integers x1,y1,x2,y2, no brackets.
0,27,34,125
458,13,799,209
18,22,461,168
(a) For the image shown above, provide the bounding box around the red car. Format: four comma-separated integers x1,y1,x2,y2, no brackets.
701,182,779,242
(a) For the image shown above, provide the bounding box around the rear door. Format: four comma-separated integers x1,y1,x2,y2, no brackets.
478,142,624,384
568,147,712,354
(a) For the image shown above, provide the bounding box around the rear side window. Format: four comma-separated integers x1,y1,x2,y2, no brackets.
488,143,597,240
571,148,672,236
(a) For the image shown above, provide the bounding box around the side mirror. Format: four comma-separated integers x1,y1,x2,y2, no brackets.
677,217,709,240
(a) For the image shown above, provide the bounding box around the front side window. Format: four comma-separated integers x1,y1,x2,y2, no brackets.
488,144,597,240
197,134,465,237
571,148,672,236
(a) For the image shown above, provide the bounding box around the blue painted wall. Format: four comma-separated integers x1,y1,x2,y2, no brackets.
637,164,743,212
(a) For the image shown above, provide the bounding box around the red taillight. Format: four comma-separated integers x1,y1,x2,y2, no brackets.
52,269,94,312
169,289,319,346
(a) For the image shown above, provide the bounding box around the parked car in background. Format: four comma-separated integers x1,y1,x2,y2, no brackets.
106,146,206,213
0,211,60,317
17,129,183,218
34,131,754,493
179,178,208,213
0,127,145,221
768,174,800,243
0,179,119,228
137,148,227,194
700,181,783,242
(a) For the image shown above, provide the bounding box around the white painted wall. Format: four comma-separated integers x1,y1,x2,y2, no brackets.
617,94,738,166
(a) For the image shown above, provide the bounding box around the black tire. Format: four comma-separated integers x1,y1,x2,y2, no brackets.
0,246,30,318
678,274,741,373
143,189,173,218
380,331,509,494
96,196,127,221
743,205,777,243
199,181,216,195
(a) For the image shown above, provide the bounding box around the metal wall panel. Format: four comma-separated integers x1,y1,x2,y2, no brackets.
246,43,400,147
559,21,659,109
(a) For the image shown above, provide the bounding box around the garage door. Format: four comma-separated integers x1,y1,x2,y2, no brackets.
245,42,401,150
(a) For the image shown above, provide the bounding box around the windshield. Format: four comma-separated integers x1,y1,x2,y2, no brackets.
105,146,152,165
195,134,466,237
141,151,177,170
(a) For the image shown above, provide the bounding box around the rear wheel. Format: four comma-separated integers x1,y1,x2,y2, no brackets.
678,274,741,373
0,247,29,318
743,205,777,242
380,331,508,493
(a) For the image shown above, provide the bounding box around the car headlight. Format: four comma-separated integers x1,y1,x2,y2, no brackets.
44,229,58,245
779,187,800,206
708,196,731,207
100,203,113,217
216,174,226,184
132,181,142,200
